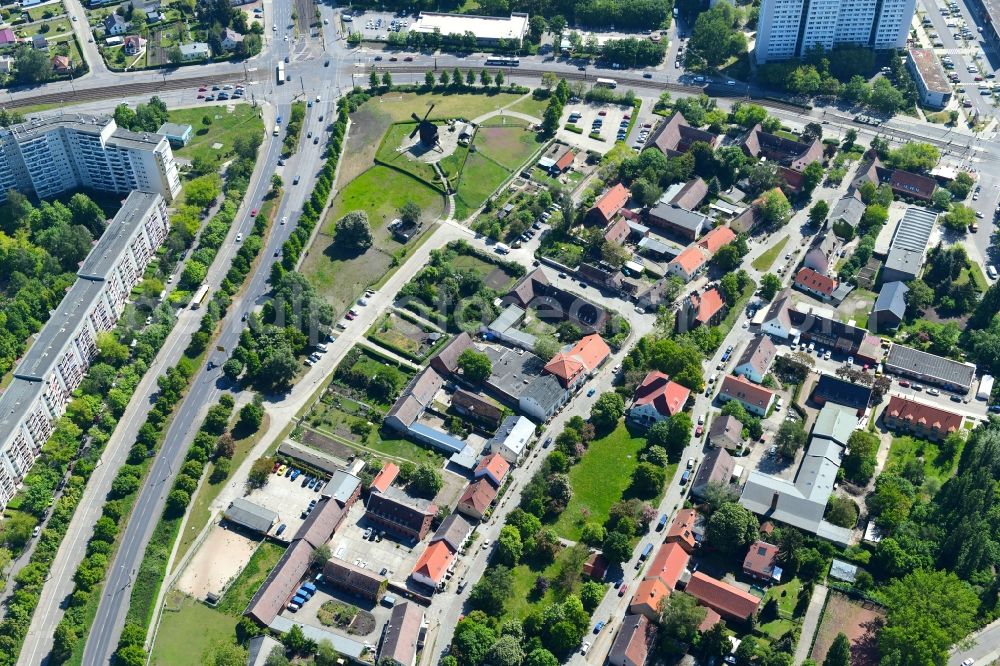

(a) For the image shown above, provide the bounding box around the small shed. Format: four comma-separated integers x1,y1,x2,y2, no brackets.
224,498,278,534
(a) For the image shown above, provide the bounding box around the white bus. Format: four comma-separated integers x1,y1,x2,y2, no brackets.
595,78,618,88
191,284,211,309
485,56,520,67
277,61,285,84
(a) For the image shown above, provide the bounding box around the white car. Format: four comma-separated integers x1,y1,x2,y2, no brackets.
236,232,243,242
697,414,705,425
961,659,974,666
581,643,592,656
281,216,288,225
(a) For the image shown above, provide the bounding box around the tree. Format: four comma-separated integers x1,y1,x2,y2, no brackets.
409,464,442,498
601,531,633,564
469,566,514,615
590,392,625,431
660,592,707,646
688,2,747,70
713,244,742,271
879,570,979,666
809,200,830,226
802,161,825,193
458,349,493,384
823,634,850,666
400,200,421,226
334,211,373,252
315,641,339,666
116,645,149,666
495,70,504,87
629,462,666,499
905,279,934,314
247,457,273,489
761,273,783,301
265,647,291,666
497,525,523,566
542,97,563,136
238,400,264,433
887,142,940,172
425,71,436,87
759,188,792,228
841,430,878,484
480,69,492,87
15,46,52,83
825,496,858,528
382,71,392,88
941,204,975,232
774,420,806,458
706,502,758,554
257,345,299,392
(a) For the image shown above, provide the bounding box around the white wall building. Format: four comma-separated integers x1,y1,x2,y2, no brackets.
0,192,169,508
0,114,181,203
755,0,915,62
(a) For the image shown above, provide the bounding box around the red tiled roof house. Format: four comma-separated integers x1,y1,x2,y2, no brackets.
629,370,691,427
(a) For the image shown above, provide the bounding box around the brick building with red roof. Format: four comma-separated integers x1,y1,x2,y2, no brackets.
882,395,963,441
629,370,691,426
589,183,630,225
684,571,761,622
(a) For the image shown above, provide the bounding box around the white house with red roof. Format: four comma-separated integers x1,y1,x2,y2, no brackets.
629,371,691,426
543,333,611,390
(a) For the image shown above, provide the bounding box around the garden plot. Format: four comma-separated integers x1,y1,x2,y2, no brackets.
367,311,448,362
810,592,885,666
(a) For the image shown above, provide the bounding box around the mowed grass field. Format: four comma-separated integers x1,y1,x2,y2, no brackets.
302,166,443,312
373,122,444,188
553,422,673,541
452,123,540,220
150,593,240,666
168,104,263,168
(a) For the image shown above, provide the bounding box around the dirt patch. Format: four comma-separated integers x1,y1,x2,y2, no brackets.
302,429,356,460
316,600,377,635
811,592,885,666
176,525,259,600
341,104,394,185
484,267,513,290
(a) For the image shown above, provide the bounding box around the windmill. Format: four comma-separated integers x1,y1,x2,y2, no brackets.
409,104,441,151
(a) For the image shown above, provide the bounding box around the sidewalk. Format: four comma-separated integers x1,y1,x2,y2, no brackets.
794,583,829,665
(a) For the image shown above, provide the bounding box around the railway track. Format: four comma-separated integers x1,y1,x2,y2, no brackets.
3,71,248,110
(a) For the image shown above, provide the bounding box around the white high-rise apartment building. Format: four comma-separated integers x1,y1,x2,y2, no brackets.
0,191,170,507
755,0,916,62
0,114,181,203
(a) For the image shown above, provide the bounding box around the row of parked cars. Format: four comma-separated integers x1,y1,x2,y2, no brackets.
273,461,326,491
287,581,318,612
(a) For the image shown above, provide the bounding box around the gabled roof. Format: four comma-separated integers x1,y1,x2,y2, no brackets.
648,112,717,155
245,539,314,625
734,335,776,378
412,540,454,584
811,402,858,447
697,226,737,255
742,540,780,578
874,281,909,319
294,496,348,549
592,183,630,222
691,447,735,496
794,267,837,297
812,374,873,412
884,344,976,390
544,334,610,383
831,191,865,228
890,168,937,198
668,245,710,275
371,462,400,493
430,332,473,375
224,498,277,534
458,478,497,514
474,453,510,486
609,615,657,666
630,577,670,616
432,514,471,552
555,149,575,171
649,203,709,234
670,178,709,211
762,289,793,332
691,287,725,325
665,508,699,551
685,572,761,620
605,217,631,245
740,124,822,171
884,395,963,434
633,370,691,417
452,388,503,424
719,375,776,411
380,602,424,666
644,541,690,589
323,558,386,597
709,414,743,449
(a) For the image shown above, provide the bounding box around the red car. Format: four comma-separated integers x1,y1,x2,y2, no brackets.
623,114,631,120
345,312,356,320
198,87,207,92
618,583,628,597
898,380,910,387
598,110,608,116
251,208,258,217
695,425,703,436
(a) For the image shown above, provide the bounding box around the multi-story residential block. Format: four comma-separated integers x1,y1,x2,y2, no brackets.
0,114,181,203
755,0,915,63
0,192,168,508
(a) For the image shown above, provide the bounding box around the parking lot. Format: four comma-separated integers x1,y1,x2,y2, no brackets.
557,102,630,155
244,465,328,541
327,502,423,586
347,11,410,41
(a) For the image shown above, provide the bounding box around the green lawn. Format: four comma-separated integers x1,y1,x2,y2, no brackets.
752,236,790,272
303,166,443,312
553,422,673,541
168,105,264,167
765,577,803,617
507,94,550,119
454,153,512,221
837,289,877,329
216,541,286,616
504,546,597,621
476,124,541,170
367,91,524,123
150,593,239,666
886,434,961,487
451,123,539,220
373,122,445,189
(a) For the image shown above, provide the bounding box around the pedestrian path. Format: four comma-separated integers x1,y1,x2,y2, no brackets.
794,583,829,664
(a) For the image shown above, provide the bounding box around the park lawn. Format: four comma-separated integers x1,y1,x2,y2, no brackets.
321,166,443,235
752,236,789,271
372,91,523,123
216,541,286,615
373,122,444,188
504,546,593,620
150,593,239,666
553,422,668,542
886,434,961,487
171,414,271,573
507,94,550,119
453,153,511,221
475,124,541,170
168,104,264,167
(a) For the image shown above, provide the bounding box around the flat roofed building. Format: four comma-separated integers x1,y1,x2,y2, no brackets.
908,48,952,109
884,344,976,392
411,12,529,45
0,114,180,202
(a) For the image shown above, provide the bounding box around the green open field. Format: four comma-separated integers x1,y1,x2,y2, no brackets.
303,166,443,312
553,422,673,541
886,434,962,488
752,236,790,271
759,577,803,639
168,104,264,168
505,545,597,620
507,94,549,119
453,153,510,220
475,122,540,169
150,593,240,666
374,122,444,188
